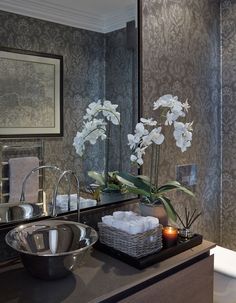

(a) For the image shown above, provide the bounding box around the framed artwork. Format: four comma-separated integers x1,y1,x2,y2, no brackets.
0,47,63,137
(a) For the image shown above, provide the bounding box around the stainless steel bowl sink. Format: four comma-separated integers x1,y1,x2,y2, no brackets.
5,220,98,280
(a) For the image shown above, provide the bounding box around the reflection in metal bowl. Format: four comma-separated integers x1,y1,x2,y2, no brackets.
5,220,98,280
0,203,42,223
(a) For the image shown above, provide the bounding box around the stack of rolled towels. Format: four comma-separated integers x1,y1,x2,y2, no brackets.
56,194,97,212
101,211,159,235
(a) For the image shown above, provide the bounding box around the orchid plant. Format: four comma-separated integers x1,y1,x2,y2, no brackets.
73,99,120,190
73,100,120,157
128,94,193,166
116,94,194,221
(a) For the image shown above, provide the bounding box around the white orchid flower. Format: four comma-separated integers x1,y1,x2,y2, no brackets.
128,134,140,149
83,99,120,125
149,127,165,145
135,147,147,165
73,120,105,151
128,94,193,166
83,100,103,121
165,111,175,125
173,122,193,152
141,130,162,148
171,100,183,113
73,98,121,157
102,100,120,125
154,95,186,117
140,117,157,126
136,157,144,166
176,137,192,152
153,94,177,110
135,123,149,137
141,134,153,147
130,145,148,166
130,154,138,162
165,110,184,126
182,99,190,112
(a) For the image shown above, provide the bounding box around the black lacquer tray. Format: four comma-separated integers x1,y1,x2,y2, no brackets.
95,234,203,269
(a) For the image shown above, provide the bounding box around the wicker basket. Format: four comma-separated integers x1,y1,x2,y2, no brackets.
98,222,163,258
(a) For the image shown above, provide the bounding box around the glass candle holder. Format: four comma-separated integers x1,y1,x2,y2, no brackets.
162,226,178,248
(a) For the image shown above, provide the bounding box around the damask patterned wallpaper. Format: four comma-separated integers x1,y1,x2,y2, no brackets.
0,10,105,188
0,11,136,191
221,0,236,250
141,0,221,243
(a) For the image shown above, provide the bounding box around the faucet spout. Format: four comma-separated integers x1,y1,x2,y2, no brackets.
52,170,80,222
20,165,62,203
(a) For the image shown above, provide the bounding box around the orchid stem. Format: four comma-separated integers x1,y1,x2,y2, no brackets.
155,144,160,187
104,122,111,189
150,144,155,201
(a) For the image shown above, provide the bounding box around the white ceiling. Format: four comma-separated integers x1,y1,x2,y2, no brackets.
0,0,136,33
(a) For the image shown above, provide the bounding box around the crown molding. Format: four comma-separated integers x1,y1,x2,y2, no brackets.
0,0,105,32
0,0,135,33
103,5,136,33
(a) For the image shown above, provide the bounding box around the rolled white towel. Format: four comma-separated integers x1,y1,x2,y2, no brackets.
102,215,114,227
141,218,150,232
56,194,77,210
112,219,125,230
101,212,159,235
145,216,159,229
80,197,97,208
113,211,125,220
118,221,130,233
128,221,145,234
124,211,137,219
56,195,97,211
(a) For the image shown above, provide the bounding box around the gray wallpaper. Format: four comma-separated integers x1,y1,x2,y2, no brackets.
0,10,105,189
221,0,236,250
0,11,136,194
141,0,221,243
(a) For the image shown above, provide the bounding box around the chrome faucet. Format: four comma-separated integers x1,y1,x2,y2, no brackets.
20,165,62,203
52,170,80,222
20,165,80,222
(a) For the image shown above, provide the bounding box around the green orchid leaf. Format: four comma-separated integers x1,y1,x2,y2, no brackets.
164,181,181,186
157,182,195,197
123,186,151,198
158,196,177,222
117,172,151,193
157,181,182,191
116,175,136,188
138,175,151,184
88,171,105,186
156,185,179,191
175,185,195,197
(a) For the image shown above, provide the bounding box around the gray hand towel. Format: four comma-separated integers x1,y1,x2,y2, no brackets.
8,157,39,203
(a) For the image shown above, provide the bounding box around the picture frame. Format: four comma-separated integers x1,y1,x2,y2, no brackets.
0,47,63,137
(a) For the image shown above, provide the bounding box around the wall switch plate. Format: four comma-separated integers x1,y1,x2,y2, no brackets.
176,164,197,186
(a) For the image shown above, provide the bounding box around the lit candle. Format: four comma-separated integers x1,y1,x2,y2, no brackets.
162,226,178,248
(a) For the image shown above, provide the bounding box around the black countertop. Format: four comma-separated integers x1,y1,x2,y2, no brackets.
0,240,215,303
